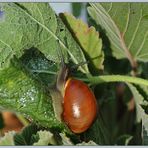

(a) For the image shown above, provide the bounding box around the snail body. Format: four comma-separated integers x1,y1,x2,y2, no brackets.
62,78,97,134
55,41,97,133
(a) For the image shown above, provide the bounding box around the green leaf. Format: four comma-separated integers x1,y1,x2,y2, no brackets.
0,3,88,73
0,64,65,130
116,135,133,145
82,114,111,145
14,124,58,145
76,141,97,146
59,133,73,145
14,124,39,145
88,3,148,66
143,125,148,145
20,48,66,124
60,12,104,71
20,48,58,87
59,133,97,145
33,130,56,145
127,83,148,145
0,131,15,146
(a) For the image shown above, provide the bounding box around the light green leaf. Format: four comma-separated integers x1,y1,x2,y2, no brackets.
33,131,56,145
59,133,73,145
0,131,15,146
14,124,57,145
76,141,97,146
88,3,148,66
0,3,88,73
60,12,104,70
0,2,90,134
0,65,65,130
127,83,148,145
59,133,97,145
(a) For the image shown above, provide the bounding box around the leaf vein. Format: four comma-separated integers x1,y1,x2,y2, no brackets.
108,3,113,13
136,31,148,58
122,3,130,37
128,9,143,50
14,3,85,73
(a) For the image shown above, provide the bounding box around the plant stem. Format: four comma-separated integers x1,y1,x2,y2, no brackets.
80,75,148,86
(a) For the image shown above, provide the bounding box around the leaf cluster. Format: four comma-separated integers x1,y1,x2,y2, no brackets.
0,2,148,145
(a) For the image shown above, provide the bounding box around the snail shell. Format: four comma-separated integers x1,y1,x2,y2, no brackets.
62,78,97,134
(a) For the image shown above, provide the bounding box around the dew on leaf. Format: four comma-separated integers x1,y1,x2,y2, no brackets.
19,97,27,107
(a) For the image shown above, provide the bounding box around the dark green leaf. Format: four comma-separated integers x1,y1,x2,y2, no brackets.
14,124,39,145
127,83,148,145
143,126,148,145
20,48,58,87
116,135,133,145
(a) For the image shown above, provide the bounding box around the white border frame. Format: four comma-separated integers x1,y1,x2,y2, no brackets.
0,0,148,2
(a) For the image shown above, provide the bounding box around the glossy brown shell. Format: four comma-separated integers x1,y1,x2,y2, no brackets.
62,78,97,134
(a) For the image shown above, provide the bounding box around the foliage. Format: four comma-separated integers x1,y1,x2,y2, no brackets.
0,2,148,145
0,131,15,145
0,124,97,145
88,3,148,67
60,12,104,72
0,3,88,73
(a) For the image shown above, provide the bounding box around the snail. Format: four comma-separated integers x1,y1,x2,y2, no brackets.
56,41,97,134
63,78,97,133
